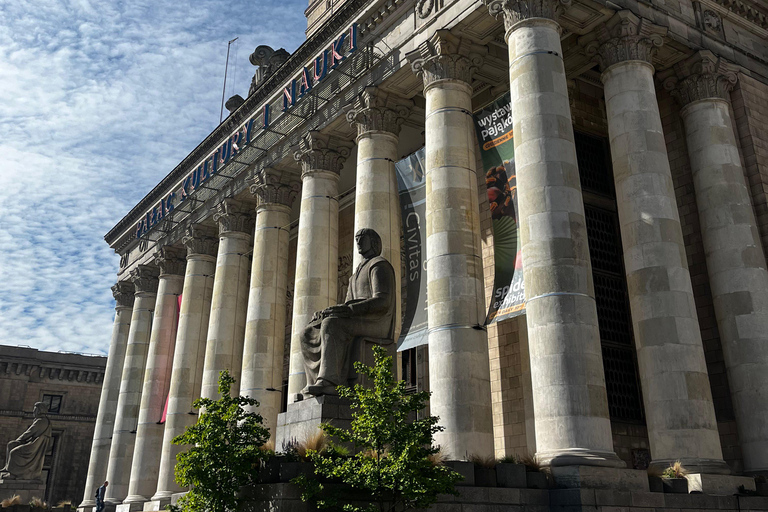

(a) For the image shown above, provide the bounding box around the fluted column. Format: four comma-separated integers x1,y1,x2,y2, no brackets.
152,225,218,503
486,0,622,467
347,87,412,341
584,11,727,473
124,248,185,506
105,265,159,504
407,30,494,459
240,168,300,434
79,281,134,510
666,51,768,474
200,199,254,401
288,131,351,401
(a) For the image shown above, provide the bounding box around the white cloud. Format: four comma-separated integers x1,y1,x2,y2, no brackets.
0,0,307,354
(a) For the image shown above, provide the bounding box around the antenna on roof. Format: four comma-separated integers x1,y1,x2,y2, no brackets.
219,37,239,124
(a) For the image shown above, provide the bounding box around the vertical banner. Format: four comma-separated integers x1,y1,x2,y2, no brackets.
395,147,428,350
474,93,525,323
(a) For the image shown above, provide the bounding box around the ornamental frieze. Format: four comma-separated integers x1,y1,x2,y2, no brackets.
294,131,352,176
407,30,486,88
182,224,219,257
111,280,135,309
250,168,301,208
485,0,573,30
581,11,667,69
346,87,412,138
130,265,160,295
663,50,738,106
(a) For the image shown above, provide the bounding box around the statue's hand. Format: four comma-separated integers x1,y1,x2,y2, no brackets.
325,304,352,317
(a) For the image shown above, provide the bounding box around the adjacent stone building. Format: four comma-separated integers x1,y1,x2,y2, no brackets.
79,0,768,509
0,346,106,504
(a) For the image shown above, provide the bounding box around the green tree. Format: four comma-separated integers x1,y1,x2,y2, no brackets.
172,370,270,512
297,346,461,512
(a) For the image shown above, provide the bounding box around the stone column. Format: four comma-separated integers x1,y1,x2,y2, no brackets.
104,265,159,504
79,281,134,510
240,168,300,434
584,11,727,473
485,1,623,467
123,248,185,507
287,131,351,401
152,225,218,503
406,31,494,459
200,200,255,401
666,51,768,474
347,87,412,341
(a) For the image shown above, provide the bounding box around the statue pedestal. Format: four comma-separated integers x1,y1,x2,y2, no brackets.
274,395,352,451
0,478,47,503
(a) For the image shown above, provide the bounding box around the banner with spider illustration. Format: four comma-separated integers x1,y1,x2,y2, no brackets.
474,92,525,323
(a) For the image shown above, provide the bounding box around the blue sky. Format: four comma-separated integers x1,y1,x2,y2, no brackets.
0,0,307,355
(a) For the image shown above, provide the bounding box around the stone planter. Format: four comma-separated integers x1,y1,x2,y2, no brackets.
279,461,313,482
756,481,768,496
526,471,548,489
648,476,664,493
258,456,283,483
474,466,497,487
444,461,474,486
496,463,527,488
662,477,688,494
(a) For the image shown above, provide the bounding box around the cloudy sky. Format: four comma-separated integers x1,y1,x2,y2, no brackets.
0,0,307,355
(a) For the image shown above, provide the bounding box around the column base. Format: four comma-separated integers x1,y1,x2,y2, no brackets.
686,473,756,495
122,495,149,505
170,492,188,507
650,458,731,475
538,448,627,468
142,498,170,512
78,500,96,510
549,466,649,492
116,502,145,512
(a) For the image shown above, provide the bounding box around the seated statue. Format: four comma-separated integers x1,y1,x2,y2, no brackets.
298,228,396,398
1,402,52,480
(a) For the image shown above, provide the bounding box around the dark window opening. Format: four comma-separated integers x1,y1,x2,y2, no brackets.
42,394,63,414
401,348,418,394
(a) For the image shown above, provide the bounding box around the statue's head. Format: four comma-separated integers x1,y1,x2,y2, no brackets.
355,228,382,258
33,401,48,417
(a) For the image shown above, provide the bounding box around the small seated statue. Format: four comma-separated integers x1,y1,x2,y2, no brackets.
298,228,396,398
1,402,52,480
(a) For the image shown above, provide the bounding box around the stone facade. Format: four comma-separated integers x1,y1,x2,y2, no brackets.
82,0,768,508
0,346,106,504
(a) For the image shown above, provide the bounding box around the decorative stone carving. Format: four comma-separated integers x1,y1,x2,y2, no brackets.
485,0,572,31
663,50,738,107
112,281,135,309
181,224,218,257
249,168,301,208
0,402,51,480
130,265,160,295
296,229,396,398
294,131,352,177
225,94,245,113
581,11,667,69
249,45,291,95
407,30,486,88
346,87,413,138
703,9,723,32
153,246,187,276
212,198,255,235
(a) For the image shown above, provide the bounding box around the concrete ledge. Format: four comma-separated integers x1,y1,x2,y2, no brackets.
115,503,144,512
549,466,649,492
686,473,756,495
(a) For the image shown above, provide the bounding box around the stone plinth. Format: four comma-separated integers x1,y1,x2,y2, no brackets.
549,466,649,492
0,478,46,503
141,499,168,512
115,503,143,512
686,474,756,495
274,395,351,451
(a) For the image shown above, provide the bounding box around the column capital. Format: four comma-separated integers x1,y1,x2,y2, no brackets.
153,246,187,277
112,281,135,309
294,131,352,177
485,0,571,32
407,30,486,90
212,198,256,235
346,87,413,138
662,50,738,107
181,224,218,257
581,10,667,70
249,168,301,209
130,265,160,295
